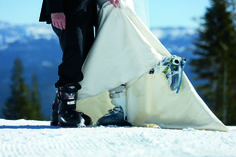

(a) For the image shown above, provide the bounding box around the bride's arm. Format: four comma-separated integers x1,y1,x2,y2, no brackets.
109,0,120,8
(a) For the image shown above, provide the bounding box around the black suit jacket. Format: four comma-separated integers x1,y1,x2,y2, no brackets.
39,0,97,25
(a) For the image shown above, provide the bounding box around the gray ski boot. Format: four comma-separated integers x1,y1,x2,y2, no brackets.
97,84,132,126
150,55,186,93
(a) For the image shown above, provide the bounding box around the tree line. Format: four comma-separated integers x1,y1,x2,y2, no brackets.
191,0,236,125
1,58,45,120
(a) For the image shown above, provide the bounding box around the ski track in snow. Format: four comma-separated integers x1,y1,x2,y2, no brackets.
0,119,236,157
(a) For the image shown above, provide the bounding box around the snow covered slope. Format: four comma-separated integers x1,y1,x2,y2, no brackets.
0,119,236,157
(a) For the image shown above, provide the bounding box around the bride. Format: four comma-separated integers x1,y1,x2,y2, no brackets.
77,0,230,131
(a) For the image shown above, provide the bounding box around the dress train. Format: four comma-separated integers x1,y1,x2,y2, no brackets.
77,0,230,131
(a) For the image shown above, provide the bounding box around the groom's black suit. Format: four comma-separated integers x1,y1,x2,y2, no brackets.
39,0,97,89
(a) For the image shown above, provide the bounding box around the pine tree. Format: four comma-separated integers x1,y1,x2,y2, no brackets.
2,58,44,120
191,0,236,124
30,73,44,120
2,58,31,119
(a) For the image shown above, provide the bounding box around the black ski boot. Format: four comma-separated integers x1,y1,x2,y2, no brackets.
50,90,92,127
50,91,60,126
55,84,85,127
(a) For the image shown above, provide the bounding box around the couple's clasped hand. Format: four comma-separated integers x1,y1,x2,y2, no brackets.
51,0,120,30
109,0,120,8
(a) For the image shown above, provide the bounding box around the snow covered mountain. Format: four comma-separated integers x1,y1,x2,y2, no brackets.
0,21,197,119
0,21,56,49
0,119,236,157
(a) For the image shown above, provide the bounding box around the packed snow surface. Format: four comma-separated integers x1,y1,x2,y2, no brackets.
0,119,236,157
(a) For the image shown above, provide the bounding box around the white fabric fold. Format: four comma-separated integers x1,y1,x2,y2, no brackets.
77,0,229,131
78,1,162,99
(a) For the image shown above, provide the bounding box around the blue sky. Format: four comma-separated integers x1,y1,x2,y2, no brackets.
148,0,210,28
0,0,210,28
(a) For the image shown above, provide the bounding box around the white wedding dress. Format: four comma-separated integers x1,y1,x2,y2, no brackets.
76,0,230,131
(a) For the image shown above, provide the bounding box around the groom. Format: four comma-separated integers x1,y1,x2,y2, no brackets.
39,0,97,127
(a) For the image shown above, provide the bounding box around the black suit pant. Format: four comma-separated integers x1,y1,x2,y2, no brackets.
52,0,95,90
